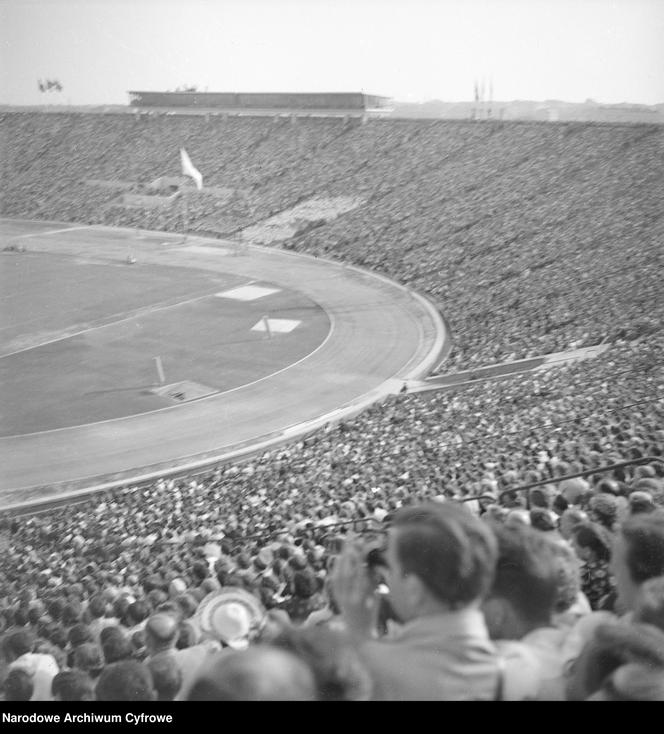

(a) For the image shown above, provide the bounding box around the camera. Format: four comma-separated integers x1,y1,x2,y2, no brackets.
366,547,387,569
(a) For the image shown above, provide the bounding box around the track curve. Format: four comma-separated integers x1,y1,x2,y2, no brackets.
0,219,446,508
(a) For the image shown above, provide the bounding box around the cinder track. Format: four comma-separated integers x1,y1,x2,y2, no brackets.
0,219,447,509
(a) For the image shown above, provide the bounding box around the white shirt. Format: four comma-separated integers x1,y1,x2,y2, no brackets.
10,653,59,701
497,627,569,700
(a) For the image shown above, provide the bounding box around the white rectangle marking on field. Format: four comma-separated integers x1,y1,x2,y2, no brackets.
216,285,280,301
251,318,301,334
181,245,233,255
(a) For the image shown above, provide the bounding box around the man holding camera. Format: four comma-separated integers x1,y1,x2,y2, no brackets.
331,502,506,700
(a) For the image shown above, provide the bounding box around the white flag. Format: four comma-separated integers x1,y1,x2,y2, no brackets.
180,148,203,190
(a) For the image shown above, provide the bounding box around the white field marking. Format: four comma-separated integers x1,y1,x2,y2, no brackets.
9,225,91,239
179,245,234,255
251,318,301,334
0,285,249,360
215,284,280,301
1,310,335,438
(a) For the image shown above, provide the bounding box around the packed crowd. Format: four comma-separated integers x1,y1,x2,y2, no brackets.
1,331,662,699
2,113,662,369
2,492,664,701
1,111,662,699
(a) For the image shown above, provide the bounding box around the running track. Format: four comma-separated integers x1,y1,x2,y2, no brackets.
0,219,446,509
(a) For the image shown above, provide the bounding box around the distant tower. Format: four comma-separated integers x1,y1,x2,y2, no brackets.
480,78,486,119
488,78,493,119
473,79,479,120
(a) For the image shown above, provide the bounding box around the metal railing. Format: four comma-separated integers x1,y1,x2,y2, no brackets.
188,456,662,548
458,455,660,509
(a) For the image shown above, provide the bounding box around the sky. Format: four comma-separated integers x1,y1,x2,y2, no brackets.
1,0,663,106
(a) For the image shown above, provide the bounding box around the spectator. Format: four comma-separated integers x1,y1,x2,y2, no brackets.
146,654,182,701
588,494,620,533
73,643,105,682
567,623,664,700
51,670,96,702
272,626,372,701
570,523,615,610
629,491,657,516
125,601,150,635
562,510,664,668
144,613,179,660
612,510,664,616
85,594,115,640
187,647,316,701
633,576,664,631
3,630,58,701
100,627,132,664
332,502,501,700
483,525,568,699
558,508,588,541
3,668,34,701
95,661,156,702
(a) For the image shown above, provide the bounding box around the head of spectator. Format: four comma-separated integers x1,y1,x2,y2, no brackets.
146,589,168,610
73,643,104,680
589,493,619,531
595,478,621,497
130,629,148,661
567,622,664,701
187,647,316,701
45,624,68,652
559,478,590,507
61,601,83,627
635,465,657,480
26,602,45,627
126,600,150,629
377,502,498,624
629,491,657,516
48,598,65,624
611,511,664,614
529,508,559,534
529,487,554,510
483,504,508,526
51,670,95,702
570,522,612,564
2,629,34,662
272,626,372,700
559,507,589,540
100,626,132,664
174,593,198,621
67,623,93,651
144,613,179,657
631,478,664,507
96,660,156,702
168,578,188,599
633,576,664,632
482,525,560,640
86,594,108,623
191,561,209,585
549,540,583,618
504,509,531,531
552,493,569,516
3,668,34,701
112,596,131,625
146,653,183,701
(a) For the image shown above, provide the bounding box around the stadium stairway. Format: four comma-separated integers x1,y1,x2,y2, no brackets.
404,344,610,394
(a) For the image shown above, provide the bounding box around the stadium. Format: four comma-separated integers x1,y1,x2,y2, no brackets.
1,82,663,702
